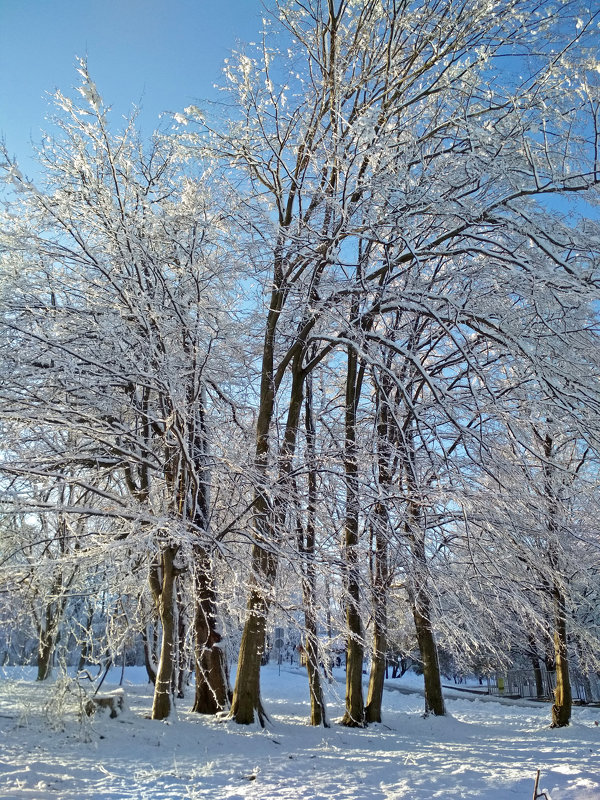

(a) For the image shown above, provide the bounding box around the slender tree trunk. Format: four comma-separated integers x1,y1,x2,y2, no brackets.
36,580,67,681
192,549,231,714
175,581,187,699
528,634,544,698
151,545,177,720
77,604,95,673
406,459,445,717
365,495,389,722
230,351,305,725
229,269,282,726
37,618,55,682
341,342,366,727
544,434,572,727
299,374,328,726
365,619,386,722
412,593,445,716
142,625,157,684
366,375,392,723
304,613,328,726
532,657,544,698
365,509,388,723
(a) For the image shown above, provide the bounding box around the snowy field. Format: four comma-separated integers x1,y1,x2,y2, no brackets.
0,665,599,799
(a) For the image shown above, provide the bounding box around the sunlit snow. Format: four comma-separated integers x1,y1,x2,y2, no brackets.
0,665,598,799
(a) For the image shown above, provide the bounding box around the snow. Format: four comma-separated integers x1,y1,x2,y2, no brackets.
0,665,599,799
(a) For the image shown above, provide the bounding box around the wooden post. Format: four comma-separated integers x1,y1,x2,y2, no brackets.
532,770,540,800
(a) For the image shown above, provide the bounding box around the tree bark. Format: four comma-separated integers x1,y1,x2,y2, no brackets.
412,594,445,716
77,604,95,673
151,545,177,720
299,374,328,726
229,582,272,725
175,582,188,699
230,347,306,725
304,614,328,726
551,582,572,727
366,375,392,724
37,621,55,682
192,549,231,714
229,262,283,725
527,634,544,698
406,451,445,717
36,576,68,681
544,433,572,727
365,495,388,722
142,625,157,684
341,341,366,727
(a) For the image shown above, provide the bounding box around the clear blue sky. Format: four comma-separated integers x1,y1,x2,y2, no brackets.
0,0,264,174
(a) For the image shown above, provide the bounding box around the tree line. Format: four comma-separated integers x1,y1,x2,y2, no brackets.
1,0,600,730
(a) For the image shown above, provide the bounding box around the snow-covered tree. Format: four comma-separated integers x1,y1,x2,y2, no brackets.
0,63,241,719
174,0,600,726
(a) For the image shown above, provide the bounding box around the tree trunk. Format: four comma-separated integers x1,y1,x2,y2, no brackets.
366,506,388,723
174,581,188,699
77,604,95,673
299,375,328,727
304,615,328,726
365,613,386,722
551,582,572,727
365,623,386,723
36,591,67,681
366,376,392,724
406,458,445,717
544,433,572,728
229,582,272,725
192,549,231,714
528,634,544,698
37,621,55,682
151,545,177,720
532,657,544,699
142,625,157,684
341,342,366,727
412,595,446,716
229,269,281,726
230,349,305,725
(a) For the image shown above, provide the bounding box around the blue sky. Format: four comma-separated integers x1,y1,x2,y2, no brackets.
0,0,263,174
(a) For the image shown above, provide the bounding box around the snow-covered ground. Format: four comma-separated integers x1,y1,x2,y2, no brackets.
0,665,598,799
